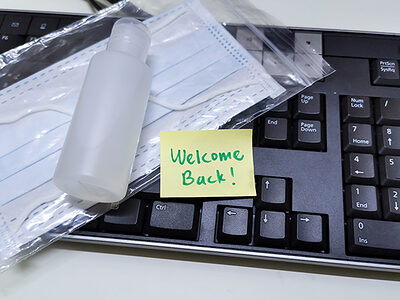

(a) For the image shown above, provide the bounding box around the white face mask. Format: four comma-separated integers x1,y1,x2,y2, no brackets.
0,0,284,259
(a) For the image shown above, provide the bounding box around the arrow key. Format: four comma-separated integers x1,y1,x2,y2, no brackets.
345,185,381,219
382,187,400,221
344,153,378,185
256,177,289,210
377,126,400,155
292,213,328,252
254,211,289,248
216,206,252,244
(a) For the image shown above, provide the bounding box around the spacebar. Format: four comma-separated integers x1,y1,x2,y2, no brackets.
348,218,400,258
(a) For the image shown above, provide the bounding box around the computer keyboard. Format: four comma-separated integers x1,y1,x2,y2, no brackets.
2,9,400,271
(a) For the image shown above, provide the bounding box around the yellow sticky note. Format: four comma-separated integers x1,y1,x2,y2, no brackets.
160,129,256,198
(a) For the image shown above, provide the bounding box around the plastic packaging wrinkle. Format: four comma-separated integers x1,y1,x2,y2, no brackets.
0,0,334,271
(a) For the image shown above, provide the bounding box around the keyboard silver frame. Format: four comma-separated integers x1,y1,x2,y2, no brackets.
64,234,400,272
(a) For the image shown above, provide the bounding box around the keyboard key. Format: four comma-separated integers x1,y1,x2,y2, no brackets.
99,198,144,234
375,98,400,125
254,210,289,248
225,25,236,38
25,36,38,43
267,101,290,118
259,117,289,147
265,27,295,53
236,27,263,51
293,92,323,120
342,123,374,153
371,59,400,86
58,17,81,28
341,96,373,124
248,50,262,63
377,126,400,155
293,120,324,150
27,17,59,36
291,213,328,252
0,14,31,35
216,206,252,244
345,185,380,218
382,187,400,221
0,34,25,53
79,219,99,231
146,201,200,240
348,218,400,258
379,156,400,187
256,177,289,210
344,153,378,184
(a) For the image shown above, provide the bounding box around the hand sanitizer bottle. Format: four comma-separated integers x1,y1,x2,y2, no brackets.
54,18,152,203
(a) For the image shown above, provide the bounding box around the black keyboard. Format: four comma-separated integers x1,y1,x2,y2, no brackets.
3,10,400,271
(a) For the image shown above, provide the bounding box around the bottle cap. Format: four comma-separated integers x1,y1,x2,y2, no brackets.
107,17,151,62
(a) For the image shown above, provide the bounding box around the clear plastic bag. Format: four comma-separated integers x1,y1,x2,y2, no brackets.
0,0,334,271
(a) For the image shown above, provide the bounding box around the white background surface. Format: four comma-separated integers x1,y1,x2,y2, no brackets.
1,1,400,299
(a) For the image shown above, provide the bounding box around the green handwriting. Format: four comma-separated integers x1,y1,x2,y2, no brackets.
182,169,226,186
171,149,244,166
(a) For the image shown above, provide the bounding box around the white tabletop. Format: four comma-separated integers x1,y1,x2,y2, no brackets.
1,1,400,299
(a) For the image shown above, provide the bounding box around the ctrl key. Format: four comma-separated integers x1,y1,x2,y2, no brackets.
348,218,400,258
146,201,200,240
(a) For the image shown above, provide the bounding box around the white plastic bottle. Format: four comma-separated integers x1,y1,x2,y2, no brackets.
54,18,152,203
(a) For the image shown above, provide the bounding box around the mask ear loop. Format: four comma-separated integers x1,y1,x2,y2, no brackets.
149,79,261,111
0,187,93,257
0,189,63,259
0,106,73,125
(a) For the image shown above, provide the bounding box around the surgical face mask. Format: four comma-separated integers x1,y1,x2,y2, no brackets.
0,0,284,260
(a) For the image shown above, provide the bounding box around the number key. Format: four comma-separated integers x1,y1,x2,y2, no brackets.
379,156,400,187
382,187,400,221
345,185,380,218
377,126,400,155
343,123,374,153
344,153,378,184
